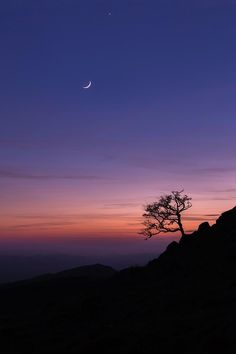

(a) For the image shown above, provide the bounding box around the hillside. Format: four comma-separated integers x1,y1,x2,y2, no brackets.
1,207,236,353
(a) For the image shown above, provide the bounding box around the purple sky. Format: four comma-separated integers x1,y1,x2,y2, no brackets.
1,0,236,260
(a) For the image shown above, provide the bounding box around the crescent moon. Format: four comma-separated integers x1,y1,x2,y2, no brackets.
83,81,92,89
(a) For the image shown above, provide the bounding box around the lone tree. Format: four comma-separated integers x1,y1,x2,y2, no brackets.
141,190,192,239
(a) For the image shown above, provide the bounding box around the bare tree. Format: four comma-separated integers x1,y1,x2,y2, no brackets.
140,190,192,239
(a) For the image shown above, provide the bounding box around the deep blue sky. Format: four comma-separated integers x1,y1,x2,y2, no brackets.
2,0,236,141
1,0,236,249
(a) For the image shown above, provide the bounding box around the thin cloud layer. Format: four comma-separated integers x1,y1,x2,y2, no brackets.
0,168,109,181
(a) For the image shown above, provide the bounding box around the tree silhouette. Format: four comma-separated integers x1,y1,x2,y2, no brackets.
141,190,192,239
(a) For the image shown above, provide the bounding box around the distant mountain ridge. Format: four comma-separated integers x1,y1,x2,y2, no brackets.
21,263,116,284
0,252,159,283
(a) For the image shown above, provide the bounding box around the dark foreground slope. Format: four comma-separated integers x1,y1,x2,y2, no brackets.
1,207,236,354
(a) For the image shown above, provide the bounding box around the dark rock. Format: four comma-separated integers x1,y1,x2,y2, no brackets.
179,233,192,244
166,241,179,252
215,206,236,234
198,221,211,233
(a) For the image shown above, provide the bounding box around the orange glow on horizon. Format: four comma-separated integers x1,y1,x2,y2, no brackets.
0,201,232,240
1,177,236,241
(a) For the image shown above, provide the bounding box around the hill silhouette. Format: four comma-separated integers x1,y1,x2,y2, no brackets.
1,207,236,353
13,264,116,284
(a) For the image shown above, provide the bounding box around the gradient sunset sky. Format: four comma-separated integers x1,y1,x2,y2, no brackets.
1,0,236,253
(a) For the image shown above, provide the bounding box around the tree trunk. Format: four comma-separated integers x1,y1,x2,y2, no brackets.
177,214,185,236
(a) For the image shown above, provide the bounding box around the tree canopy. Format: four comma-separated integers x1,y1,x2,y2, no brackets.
141,190,192,239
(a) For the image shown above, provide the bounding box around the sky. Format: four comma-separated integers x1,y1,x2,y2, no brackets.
1,0,236,258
